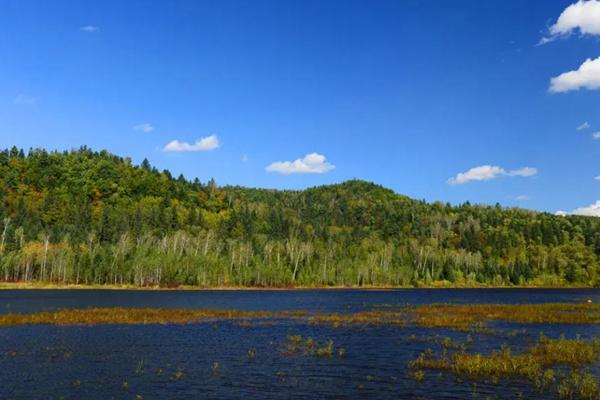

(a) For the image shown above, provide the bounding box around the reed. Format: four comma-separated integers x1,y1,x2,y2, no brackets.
0,308,299,326
283,335,342,358
413,303,600,331
558,370,599,400
408,336,600,397
2,303,600,328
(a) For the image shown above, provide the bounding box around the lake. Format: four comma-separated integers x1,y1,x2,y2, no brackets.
1,289,599,399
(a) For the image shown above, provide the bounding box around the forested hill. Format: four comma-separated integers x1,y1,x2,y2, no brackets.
1,146,599,288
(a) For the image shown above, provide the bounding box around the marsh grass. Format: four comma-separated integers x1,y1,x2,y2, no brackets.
411,369,425,382
413,303,600,331
558,370,599,400
309,303,600,332
2,303,600,328
283,335,341,358
0,308,305,326
408,336,600,398
308,310,407,327
211,362,220,375
170,368,185,381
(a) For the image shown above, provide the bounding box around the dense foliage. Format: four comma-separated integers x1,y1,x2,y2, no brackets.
0,147,599,287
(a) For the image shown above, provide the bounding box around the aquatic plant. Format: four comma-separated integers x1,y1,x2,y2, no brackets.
413,303,600,331
0,308,303,326
211,362,220,375
408,350,450,371
411,370,425,382
3,303,600,329
534,369,555,392
247,349,256,359
308,303,600,332
557,370,599,400
170,368,185,381
408,336,600,399
282,335,342,358
134,360,145,376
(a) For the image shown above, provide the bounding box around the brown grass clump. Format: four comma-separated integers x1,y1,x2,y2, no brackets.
408,336,600,398
0,308,302,326
408,349,450,371
310,303,600,331
451,346,541,380
308,310,407,327
282,335,342,358
531,335,600,367
3,303,600,329
413,303,600,331
558,370,599,400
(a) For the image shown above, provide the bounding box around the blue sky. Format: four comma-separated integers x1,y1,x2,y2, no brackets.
1,0,600,215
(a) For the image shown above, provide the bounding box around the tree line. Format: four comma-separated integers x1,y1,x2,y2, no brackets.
0,146,599,287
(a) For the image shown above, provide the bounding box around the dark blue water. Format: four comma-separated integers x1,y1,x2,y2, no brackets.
0,289,599,399
2,288,599,314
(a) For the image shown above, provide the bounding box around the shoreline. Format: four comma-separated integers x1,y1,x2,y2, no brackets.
0,282,595,291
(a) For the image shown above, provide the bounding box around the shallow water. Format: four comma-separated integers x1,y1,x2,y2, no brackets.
0,289,599,399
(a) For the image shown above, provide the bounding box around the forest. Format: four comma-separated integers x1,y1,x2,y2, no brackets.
0,146,599,288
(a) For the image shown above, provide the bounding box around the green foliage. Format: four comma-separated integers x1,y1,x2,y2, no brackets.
0,146,599,287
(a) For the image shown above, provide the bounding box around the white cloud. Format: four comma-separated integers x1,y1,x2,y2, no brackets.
515,195,529,201
558,200,600,217
80,25,99,33
14,94,36,105
549,56,600,93
541,0,600,44
163,135,220,152
133,123,154,133
506,167,538,177
577,121,591,130
447,165,537,185
266,153,335,175
593,131,600,139
595,175,600,181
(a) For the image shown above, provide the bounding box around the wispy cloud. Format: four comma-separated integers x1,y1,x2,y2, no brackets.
163,135,220,152
549,56,600,93
241,154,249,162
133,123,154,133
515,195,530,201
595,175,600,181
447,165,537,185
557,200,600,217
80,25,99,33
14,94,36,105
593,131,600,139
540,0,600,44
266,153,335,175
577,121,591,130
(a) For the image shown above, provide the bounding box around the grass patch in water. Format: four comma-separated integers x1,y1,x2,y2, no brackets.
0,308,306,326
2,303,600,329
413,303,600,331
558,370,599,400
408,335,600,398
282,335,343,358
311,303,600,332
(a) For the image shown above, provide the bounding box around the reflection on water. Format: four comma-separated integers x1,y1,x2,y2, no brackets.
0,289,599,399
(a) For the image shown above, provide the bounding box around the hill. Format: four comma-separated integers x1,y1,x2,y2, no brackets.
0,146,599,287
